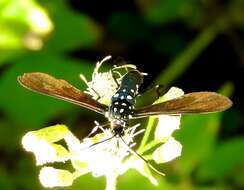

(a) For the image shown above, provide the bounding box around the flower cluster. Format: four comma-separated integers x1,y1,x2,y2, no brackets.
79,55,137,105
21,56,183,190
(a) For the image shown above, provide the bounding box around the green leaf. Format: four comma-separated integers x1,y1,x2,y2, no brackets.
0,52,93,128
14,158,41,190
0,166,15,190
0,119,23,150
139,0,204,26
43,0,102,53
128,157,158,186
140,0,186,24
0,0,53,51
118,169,179,190
149,31,186,57
0,51,25,66
197,137,244,181
176,113,221,176
228,0,244,30
192,186,230,190
67,173,105,190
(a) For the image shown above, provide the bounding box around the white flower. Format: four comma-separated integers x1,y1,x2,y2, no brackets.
80,56,137,105
22,124,150,188
71,124,143,177
80,56,117,105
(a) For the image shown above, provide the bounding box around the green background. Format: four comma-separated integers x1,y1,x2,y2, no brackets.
0,0,243,190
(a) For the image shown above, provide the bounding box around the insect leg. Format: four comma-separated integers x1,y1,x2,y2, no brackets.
119,136,165,176
111,69,120,88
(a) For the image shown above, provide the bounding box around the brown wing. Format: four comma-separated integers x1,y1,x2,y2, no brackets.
18,72,107,114
134,92,232,118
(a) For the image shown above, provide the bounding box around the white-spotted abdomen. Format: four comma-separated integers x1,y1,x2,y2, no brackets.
106,70,143,131
108,100,133,123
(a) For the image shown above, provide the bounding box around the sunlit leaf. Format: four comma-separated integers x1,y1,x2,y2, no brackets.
0,0,53,50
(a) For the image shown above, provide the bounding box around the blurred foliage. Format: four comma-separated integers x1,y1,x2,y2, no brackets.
0,0,243,190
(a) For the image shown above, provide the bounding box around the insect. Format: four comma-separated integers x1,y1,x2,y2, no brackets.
17,69,232,137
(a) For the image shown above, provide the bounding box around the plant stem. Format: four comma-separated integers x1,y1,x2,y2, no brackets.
138,117,157,152
105,174,117,190
139,140,160,154
154,23,219,87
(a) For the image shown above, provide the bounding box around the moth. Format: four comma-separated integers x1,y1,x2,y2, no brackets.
17,69,232,137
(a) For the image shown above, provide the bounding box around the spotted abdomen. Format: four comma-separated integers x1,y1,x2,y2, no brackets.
107,70,144,124
109,100,133,121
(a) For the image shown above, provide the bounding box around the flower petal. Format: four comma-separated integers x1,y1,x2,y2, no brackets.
162,87,184,101
22,131,70,165
154,115,181,141
152,137,182,163
39,167,74,187
23,125,69,144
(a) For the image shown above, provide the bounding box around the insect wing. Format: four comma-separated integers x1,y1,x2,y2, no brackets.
133,92,232,118
18,72,107,114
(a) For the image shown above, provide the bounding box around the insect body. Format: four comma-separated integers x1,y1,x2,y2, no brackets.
17,69,232,137
107,70,143,136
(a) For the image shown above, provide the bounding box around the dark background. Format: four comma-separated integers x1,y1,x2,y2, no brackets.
0,0,243,190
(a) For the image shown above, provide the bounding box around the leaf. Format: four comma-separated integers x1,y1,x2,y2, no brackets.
0,167,15,190
229,0,244,30
0,0,53,51
118,169,178,190
66,173,105,190
141,0,199,24
43,0,102,53
192,186,229,190
197,137,244,181
0,119,23,150
176,113,221,176
127,157,158,186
